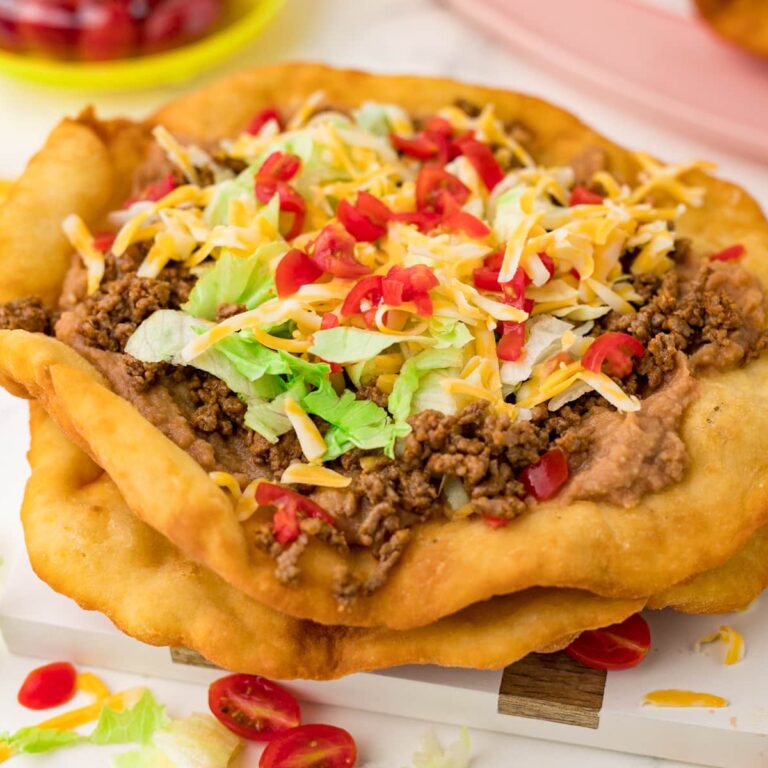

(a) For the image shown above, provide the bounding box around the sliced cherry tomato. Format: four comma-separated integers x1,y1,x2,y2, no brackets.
310,224,371,279
481,514,509,529
254,181,306,241
565,613,651,671
17,661,77,710
569,186,604,206
502,267,532,311
519,448,569,501
423,115,454,139
92,231,116,252
484,251,504,270
341,275,383,318
337,191,392,242
78,0,138,61
247,107,284,136
17,0,78,58
320,312,339,330
581,332,645,378
710,244,745,262
209,673,301,742
439,196,491,238
386,264,439,296
275,248,323,298
142,0,220,53
497,322,526,362
259,724,357,768
415,165,470,214
382,278,404,306
256,482,335,545
455,136,504,191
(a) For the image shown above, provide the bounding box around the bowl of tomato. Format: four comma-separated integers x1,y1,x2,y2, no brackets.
0,0,284,89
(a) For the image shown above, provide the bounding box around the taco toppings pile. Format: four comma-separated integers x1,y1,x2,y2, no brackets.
1,94,765,605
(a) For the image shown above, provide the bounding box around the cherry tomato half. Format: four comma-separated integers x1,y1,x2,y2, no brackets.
17,661,77,710
259,724,357,768
209,673,301,742
565,613,651,671
519,448,569,501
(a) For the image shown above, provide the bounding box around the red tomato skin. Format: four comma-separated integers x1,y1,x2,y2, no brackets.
247,108,284,135
259,724,358,768
310,224,370,279
390,132,441,160
17,0,79,58
341,275,383,318
92,231,117,252
337,199,386,242
581,332,645,378
710,244,745,262
209,674,301,742
415,165,470,214
455,136,504,190
565,613,651,671
17,661,77,710
78,0,138,61
142,0,220,53
275,249,323,298
497,322,525,362
569,186,604,206
519,448,569,501
256,482,335,526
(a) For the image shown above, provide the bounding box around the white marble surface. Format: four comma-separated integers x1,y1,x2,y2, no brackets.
0,0,765,765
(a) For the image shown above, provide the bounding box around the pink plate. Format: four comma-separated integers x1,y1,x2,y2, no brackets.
446,0,768,162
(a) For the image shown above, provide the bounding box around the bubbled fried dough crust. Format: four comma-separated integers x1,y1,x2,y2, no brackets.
2,65,768,631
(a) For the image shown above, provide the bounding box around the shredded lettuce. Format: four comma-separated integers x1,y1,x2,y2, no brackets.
205,172,281,228
0,727,83,755
92,690,169,747
303,385,407,459
388,348,464,424
310,327,429,363
182,242,285,320
244,381,308,444
427,318,473,349
492,185,525,243
410,369,462,416
114,713,240,768
407,727,472,768
125,311,280,400
353,101,412,137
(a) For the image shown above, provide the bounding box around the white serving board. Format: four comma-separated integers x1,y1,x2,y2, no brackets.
1,391,767,767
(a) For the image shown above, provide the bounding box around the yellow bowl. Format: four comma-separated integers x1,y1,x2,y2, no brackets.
0,0,285,90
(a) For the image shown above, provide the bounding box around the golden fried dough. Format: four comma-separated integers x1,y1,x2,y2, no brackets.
2,65,768,631
695,0,768,58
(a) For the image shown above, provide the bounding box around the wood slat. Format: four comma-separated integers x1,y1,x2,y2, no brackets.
498,652,606,729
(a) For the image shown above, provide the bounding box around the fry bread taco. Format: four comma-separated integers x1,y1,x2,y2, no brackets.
695,0,768,58
1,63,768,634
20,404,768,679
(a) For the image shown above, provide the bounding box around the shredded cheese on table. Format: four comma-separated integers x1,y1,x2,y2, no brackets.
70,96,710,491
643,690,728,708
695,625,745,665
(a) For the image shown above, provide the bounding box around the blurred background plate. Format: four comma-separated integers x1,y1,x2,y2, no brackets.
445,0,768,163
0,0,284,90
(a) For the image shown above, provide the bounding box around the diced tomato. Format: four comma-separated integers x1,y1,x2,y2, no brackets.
390,132,442,160
710,244,745,262
473,266,502,292
310,224,371,279
246,107,284,136
423,115,454,139
341,275,383,317
565,613,651,671
455,135,504,191
581,332,645,378
481,514,509,529
256,482,335,545
570,267,581,281
569,186,604,206
497,322,526,362
337,191,391,242
124,172,177,207
17,662,77,710
320,312,339,330
415,165,470,214
519,448,569,501
441,208,491,238
382,264,438,316
258,151,301,184
538,253,556,279
389,209,442,233
209,674,301,742
259,724,357,768
275,248,323,298
502,267,532,311
78,0,138,61
382,278,404,306
484,251,504,270
92,232,116,252
255,181,306,241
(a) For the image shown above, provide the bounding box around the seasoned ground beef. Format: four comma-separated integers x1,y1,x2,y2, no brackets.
0,297,55,334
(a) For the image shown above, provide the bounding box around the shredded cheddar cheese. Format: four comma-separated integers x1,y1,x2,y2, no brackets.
643,690,728,708
76,672,111,701
695,625,745,665
281,463,352,488
283,397,327,462
62,214,106,296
